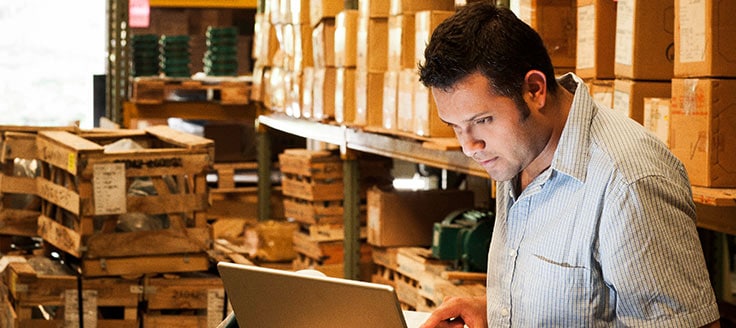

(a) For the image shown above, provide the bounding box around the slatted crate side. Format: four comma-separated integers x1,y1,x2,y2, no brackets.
278,149,343,179
81,253,211,278
283,197,344,225
3,259,140,327
33,127,215,259
141,272,228,328
280,174,344,201
132,77,250,105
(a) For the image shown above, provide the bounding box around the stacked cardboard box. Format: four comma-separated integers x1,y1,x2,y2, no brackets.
611,0,672,124
670,0,736,187
576,0,616,108
518,0,577,74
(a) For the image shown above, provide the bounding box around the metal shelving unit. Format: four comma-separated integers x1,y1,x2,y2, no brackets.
256,113,486,279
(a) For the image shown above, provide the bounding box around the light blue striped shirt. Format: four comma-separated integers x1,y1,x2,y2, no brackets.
487,73,720,327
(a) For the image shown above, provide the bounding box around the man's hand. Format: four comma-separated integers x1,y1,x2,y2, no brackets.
419,295,487,328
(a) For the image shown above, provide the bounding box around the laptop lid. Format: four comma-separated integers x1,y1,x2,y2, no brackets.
217,262,409,328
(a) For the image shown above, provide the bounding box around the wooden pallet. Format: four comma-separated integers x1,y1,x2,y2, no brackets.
131,77,250,105
34,126,214,260
2,256,140,327
80,253,211,278
283,197,344,225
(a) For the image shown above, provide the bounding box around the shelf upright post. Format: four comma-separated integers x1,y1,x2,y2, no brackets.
342,146,361,280
106,0,130,125
256,113,273,222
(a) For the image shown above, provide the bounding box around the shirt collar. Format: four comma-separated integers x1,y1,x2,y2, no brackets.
549,73,595,184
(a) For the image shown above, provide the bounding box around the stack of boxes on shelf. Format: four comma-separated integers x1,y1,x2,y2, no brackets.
670,0,736,188
278,148,392,280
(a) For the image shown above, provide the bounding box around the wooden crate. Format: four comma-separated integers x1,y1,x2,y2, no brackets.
2,256,140,327
34,126,214,260
278,149,343,180
131,77,250,105
81,253,211,278
208,186,285,223
141,272,227,328
283,197,343,225
281,175,344,201
0,126,76,238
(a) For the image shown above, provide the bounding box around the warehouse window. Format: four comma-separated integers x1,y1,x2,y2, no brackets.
0,2,106,128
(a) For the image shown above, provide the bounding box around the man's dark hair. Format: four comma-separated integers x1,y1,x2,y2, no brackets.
418,1,558,109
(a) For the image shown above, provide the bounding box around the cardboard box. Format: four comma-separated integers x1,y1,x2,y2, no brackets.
612,79,671,124
643,97,671,147
614,0,674,80
367,187,474,247
575,0,617,79
388,14,416,71
415,10,455,68
294,23,314,71
589,79,614,108
674,0,736,78
312,18,336,68
518,0,577,69
301,67,315,119
335,67,357,124
358,16,389,72
382,70,400,130
415,79,454,137
361,0,391,17
313,67,337,120
389,0,455,16
253,14,280,66
335,10,360,68
670,78,736,187
397,69,416,133
310,0,344,27
288,0,310,24
356,69,385,127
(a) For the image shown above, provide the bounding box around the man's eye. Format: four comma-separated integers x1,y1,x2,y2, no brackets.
475,117,492,125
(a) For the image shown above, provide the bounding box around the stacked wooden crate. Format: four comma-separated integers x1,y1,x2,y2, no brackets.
1,255,140,327
33,126,214,278
279,148,391,279
372,247,486,312
0,126,76,252
140,272,228,327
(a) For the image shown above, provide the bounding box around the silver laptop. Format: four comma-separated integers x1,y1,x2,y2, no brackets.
217,262,415,328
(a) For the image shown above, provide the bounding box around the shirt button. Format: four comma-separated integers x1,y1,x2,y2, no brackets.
501,308,510,317
508,249,516,257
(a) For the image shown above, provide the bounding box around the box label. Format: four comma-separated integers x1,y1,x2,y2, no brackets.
613,90,631,119
615,0,634,66
576,5,596,69
93,163,127,215
678,0,706,63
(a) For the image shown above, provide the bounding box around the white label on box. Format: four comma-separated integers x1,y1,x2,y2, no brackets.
208,289,226,328
615,0,634,66
613,90,631,119
678,0,706,63
644,98,670,145
593,90,614,109
577,5,596,69
93,163,126,215
65,289,98,328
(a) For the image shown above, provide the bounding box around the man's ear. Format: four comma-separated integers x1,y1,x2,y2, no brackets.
524,70,547,109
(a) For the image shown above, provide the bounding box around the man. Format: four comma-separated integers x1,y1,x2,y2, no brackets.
417,2,721,327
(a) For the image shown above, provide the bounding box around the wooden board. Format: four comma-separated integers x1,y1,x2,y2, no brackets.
131,77,250,105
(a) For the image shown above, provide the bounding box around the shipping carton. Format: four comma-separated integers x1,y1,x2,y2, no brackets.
575,0,616,79
313,67,337,121
415,10,455,68
356,69,385,127
383,70,400,130
335,67,357,124
670,78,736,187
358,16,389,72
367,187,474,247
361,0,391,17
415,79,454,137
390,0,455,16
388,14,416,71
643,97,671,147
312,18,336,68
335,10,360,68
397,69,416,133
674,0,736,78
310,0,344,27
590,79,614,108
518,0,577,69
614,0,674,80
612,79,671,124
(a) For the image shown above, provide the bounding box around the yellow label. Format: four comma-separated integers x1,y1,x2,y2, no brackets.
68,153,76,173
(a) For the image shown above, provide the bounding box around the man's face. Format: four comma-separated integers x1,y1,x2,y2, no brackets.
433,72,549,181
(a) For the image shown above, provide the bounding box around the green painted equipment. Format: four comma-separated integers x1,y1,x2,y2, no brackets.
431,208,494,272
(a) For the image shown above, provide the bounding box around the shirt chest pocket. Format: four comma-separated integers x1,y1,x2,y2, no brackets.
516,253,593,321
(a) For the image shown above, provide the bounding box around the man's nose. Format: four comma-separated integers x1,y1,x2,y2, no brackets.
460,134,485,158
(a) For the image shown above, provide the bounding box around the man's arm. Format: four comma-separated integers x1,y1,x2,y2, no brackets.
419,295,487,328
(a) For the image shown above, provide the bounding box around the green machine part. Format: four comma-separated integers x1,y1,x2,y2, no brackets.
431,209,494,272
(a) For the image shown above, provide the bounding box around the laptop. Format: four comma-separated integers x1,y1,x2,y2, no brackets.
217,262,429,328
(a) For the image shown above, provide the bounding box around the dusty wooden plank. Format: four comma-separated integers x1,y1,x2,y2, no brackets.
0,175,37,195
36,177,80,215
37,214,82,258
81,253,210,277
144,273,223,310
281,176,344,201
84,227,210,259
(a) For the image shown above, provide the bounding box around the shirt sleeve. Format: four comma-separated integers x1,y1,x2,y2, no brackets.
599,174,720,327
